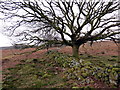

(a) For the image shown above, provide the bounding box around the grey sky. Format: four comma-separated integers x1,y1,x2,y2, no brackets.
0,33,12,47
0,0,119,47
0,20,12,47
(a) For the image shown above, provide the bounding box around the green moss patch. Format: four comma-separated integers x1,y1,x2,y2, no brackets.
2,51,120,88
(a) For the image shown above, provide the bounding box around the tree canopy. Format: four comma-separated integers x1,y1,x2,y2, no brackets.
0,0,120,57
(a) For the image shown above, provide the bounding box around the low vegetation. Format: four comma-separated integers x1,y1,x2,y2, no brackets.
2,50,120,88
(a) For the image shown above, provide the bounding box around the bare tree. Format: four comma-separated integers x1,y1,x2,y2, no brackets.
0,0,120,57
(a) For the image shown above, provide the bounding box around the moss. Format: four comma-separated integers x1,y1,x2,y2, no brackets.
81,73,88,78
112,68,120,72
42,73,51,79
77,76,84,81
106,64,113,68
72,86,80,88
81,86,94,89
108,59,117,61
3,51,119,88
26,59,34,63
31,81,47,88
107,69,112,73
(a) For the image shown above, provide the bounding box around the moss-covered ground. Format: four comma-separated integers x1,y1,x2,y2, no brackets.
2,50,120,89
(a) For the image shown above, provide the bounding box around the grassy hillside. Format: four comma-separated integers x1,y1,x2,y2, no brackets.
2,50,120,88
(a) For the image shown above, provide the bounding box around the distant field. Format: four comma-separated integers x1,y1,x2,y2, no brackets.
1,41,119,69
1,41,120,88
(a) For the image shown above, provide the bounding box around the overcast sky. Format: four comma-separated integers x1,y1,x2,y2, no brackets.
0,20,12,47
0,0,119,47
0,33,12,47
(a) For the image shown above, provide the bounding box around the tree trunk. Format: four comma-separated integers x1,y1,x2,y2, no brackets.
72,45,80,58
